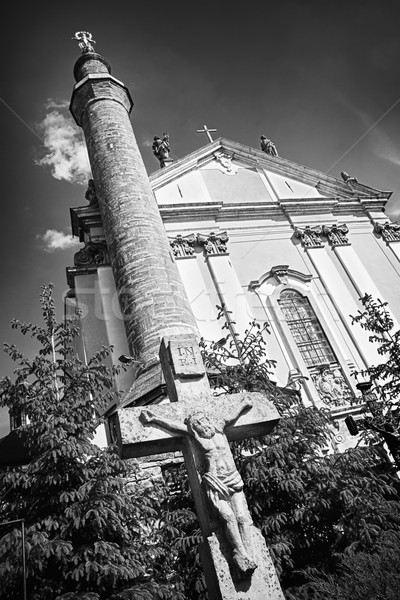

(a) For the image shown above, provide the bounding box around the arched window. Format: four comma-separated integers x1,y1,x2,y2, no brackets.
278,289,336,367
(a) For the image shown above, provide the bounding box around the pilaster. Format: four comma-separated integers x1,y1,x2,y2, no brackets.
168,234,222,342
295,226,380,368
197,232,254,337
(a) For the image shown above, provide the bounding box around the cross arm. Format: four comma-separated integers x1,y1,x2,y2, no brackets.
223,395,253,428
112,392,281,460
141,407,187,435
111,403,188,459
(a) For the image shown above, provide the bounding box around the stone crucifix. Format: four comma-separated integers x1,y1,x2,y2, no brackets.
112,334,285,600
141,397,257,574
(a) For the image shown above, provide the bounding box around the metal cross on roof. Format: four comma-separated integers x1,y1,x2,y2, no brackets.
196,124,217,143
72,31,96,53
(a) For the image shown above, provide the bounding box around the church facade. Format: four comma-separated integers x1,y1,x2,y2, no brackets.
63,37,400,454
67,134,400,452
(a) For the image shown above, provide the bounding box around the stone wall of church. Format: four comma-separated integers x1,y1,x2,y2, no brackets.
151,151,400,436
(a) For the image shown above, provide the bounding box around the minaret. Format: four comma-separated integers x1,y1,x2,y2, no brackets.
70,32,199,404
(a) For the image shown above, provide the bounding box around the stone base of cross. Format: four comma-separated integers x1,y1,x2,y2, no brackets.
111,334,285,600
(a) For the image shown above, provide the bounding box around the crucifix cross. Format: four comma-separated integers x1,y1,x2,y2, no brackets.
112,334,285,600
197,124,217,143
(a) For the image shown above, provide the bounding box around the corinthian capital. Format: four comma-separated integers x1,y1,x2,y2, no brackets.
322,224,349,246
169,234,196,258
197,231,229,255
374,221,400,243
294,225,323,248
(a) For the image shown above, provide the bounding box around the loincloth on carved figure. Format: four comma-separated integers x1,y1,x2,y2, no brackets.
203,468,243,503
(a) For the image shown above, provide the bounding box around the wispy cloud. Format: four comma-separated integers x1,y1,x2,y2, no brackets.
35,104,91,184
142,137,154,148
44,98,70,111
38,229,81,253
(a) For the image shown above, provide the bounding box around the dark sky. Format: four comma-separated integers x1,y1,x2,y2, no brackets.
1,1,400,435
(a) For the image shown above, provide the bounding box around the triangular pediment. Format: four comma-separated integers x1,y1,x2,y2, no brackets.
149,138,391,205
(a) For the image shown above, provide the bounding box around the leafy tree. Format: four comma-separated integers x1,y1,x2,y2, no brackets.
351,294,400,466
351,294,400,402
0,284,182,600
199,317,400,595
2,288,400,600
291,531,400,600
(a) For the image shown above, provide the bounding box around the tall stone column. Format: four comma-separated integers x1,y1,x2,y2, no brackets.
70,48,199,403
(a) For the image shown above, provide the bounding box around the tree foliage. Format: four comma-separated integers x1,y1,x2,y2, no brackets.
351,294,400,396
351,294,400,450
1,289,400,600
0,285,184,600
199,317,400,595
291,531,400,600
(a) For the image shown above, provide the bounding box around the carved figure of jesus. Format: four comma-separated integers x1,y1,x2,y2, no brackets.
141,397,257,575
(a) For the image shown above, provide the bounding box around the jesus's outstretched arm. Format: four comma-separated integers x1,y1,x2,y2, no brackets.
140,408,188,435
224,396,253,427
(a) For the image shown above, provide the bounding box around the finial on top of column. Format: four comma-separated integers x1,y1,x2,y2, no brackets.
72,31,96,54
71,31,111,83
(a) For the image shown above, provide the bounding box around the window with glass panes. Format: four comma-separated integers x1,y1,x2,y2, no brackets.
278,289,336,367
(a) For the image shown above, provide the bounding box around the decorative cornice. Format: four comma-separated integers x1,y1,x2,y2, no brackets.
159,202,223,222
294,225,323,248
332,200,367,215
168,234,196,258
197,231,229,255
280,197,339,216
374,221,400,243
248,266,313,290
157,197,387,224
70,205,103,241
361,198,389,212
159,201,283,223
70,197,386,234
322,224,350,246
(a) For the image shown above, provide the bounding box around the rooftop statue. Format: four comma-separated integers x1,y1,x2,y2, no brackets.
341,171,358,184
152,133,171,168
260,135,278,157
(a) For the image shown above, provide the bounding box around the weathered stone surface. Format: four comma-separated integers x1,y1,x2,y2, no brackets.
70,53,199,404
169,337,205,377
206,528,285,600
116,392,280,458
